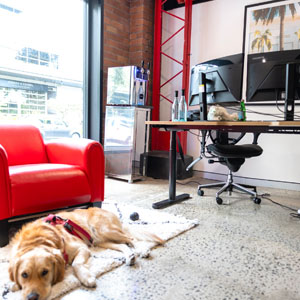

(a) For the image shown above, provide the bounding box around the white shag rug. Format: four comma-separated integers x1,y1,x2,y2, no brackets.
0,202,198,300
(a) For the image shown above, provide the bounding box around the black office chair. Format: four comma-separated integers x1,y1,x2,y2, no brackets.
197,130,263,205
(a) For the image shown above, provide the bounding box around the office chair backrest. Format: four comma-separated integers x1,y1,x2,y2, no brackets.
209,131,246,146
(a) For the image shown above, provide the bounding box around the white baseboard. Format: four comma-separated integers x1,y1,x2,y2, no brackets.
193,170,300,192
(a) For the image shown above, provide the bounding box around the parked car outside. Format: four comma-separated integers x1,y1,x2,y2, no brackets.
21,116,81,140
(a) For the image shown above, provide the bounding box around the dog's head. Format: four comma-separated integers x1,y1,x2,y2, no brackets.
9,247,65,300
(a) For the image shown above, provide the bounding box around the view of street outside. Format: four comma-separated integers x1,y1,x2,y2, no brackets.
0,0,84,139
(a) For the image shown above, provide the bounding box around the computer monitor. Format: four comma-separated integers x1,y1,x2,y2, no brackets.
246,49,300,120
189,53,243,120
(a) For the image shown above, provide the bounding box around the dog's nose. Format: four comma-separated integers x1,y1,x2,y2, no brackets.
27,292,39,300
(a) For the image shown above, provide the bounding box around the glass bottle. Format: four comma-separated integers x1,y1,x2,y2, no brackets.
171,90,179,121
178,89,187,121
138,81,144,105
239,99,246,121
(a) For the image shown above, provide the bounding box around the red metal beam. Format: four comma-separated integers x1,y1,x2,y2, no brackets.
159,93,173,104
182,0,192,101
152,0,163,123
161,9,185,21
160,70,183,88
161,51,183,66
161,25,184,47
151,0,193,152
151,0,163,151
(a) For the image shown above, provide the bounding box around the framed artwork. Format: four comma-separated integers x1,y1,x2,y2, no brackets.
242,0,300,102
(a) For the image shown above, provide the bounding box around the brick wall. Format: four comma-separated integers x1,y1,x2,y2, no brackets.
103,0,130,112
102,0,154,110
129,0,154,66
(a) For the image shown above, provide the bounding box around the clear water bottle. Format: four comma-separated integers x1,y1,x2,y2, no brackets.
178,89,187,121
171,90,179,121
137,81,144,105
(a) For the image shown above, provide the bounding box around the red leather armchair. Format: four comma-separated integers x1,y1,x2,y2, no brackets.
0,124,105,246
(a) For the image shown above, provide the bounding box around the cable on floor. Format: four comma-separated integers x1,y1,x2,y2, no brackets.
260,194,296,210
176,180,201,185
175,182,300,219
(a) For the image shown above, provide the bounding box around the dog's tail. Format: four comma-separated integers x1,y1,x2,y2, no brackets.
124,226,164,245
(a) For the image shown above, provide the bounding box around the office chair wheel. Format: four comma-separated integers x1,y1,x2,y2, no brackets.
216,197,223,205
253,197,261,204
197,189,204,196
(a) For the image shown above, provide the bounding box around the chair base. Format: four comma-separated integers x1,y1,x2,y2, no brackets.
198,171,261,205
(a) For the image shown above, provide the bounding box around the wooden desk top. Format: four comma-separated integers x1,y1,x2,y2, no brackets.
145,120,300,133
146,120,300,126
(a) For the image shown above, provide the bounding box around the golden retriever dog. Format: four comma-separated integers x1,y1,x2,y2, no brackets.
8,207,164,300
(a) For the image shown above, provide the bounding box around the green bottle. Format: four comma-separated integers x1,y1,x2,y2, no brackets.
240,99,246,121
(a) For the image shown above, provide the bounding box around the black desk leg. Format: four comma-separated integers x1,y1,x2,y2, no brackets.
152,130,190,209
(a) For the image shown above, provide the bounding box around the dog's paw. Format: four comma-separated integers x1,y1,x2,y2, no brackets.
80,275,97,288
74,266,97,288
140,248,151,258
85,276,97,288
125,253,136,266
9,282,20,292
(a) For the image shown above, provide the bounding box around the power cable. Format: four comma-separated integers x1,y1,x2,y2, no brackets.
175,181,300,220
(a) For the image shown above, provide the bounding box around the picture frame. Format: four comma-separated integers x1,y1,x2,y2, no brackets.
242,0,300,103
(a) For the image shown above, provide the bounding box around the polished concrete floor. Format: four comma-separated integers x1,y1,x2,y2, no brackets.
62,176,300,300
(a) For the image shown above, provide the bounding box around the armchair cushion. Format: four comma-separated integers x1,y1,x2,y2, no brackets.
10,164,91,216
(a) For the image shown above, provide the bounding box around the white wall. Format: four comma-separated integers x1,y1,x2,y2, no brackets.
163,0,300,189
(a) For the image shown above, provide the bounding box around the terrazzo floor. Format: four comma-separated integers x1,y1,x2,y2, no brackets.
61,176,300,300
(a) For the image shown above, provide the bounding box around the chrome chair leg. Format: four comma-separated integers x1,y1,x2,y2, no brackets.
216,181,231,197
197,170,261,205
232,182,257,197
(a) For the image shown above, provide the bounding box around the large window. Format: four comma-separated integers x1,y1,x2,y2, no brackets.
0,0,87,140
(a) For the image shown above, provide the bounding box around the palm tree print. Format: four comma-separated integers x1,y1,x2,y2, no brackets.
251,29,272,52
252,3,300,51
295,28,300,39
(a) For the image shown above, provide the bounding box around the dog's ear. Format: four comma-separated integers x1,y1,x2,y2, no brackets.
51,251,65,284
8,258,21,288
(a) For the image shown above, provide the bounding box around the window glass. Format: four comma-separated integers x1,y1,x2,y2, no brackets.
0,0,84,140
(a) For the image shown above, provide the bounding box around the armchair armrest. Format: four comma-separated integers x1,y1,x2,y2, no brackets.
0,145,11,219
45,138,105,202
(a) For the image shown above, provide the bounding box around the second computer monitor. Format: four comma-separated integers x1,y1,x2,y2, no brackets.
189,53,243,120
246,49,300,102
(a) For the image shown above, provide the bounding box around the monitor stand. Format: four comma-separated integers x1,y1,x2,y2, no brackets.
199,72,207,121
284,63,296,121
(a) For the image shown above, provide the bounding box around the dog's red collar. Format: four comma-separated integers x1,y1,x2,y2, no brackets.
61,239,69,264
45,214,93,245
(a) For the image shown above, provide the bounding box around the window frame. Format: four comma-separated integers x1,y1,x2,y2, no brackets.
84,0,103,143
